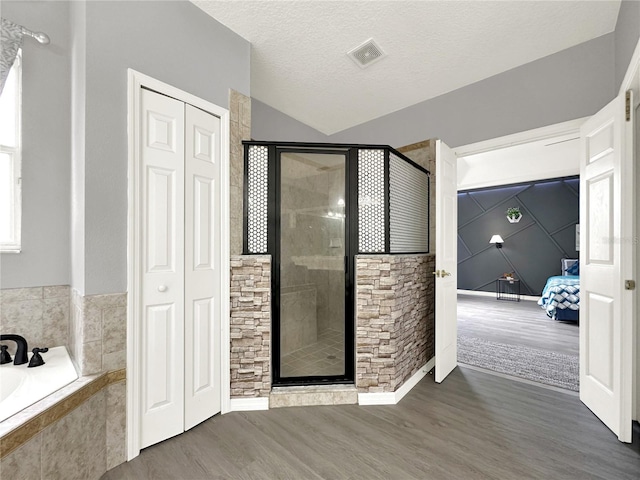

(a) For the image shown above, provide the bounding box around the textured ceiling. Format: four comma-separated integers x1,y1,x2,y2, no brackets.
192,1,620,135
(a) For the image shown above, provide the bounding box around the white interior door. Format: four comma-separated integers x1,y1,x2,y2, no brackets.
140,88,186,448
580,92,634,442
435,139,458,382
184,105,221,429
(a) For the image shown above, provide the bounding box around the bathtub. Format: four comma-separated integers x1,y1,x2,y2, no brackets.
0,346,78,422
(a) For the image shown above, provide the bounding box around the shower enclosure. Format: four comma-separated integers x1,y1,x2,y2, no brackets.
244,142,429,386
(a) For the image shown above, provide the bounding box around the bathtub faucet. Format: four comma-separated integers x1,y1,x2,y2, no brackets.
0,334,29,365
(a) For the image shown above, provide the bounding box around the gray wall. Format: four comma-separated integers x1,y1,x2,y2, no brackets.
252,34,615,149
457,177,579,296
252,99,328,143
81,1,250,294
615,0,640,92
0,2,71,289
1,1,250,294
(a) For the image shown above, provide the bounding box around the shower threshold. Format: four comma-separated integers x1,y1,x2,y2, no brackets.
269,384,358,408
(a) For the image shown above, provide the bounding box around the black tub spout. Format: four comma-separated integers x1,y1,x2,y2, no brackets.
0,334,29,365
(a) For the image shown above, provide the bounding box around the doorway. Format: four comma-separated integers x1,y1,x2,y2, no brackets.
455,173,581,392
273,149,354,385
447,96,638,441
454,126,583,390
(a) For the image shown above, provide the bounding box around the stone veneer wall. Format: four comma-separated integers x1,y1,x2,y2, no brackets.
228,253,434,396
356,254,435,393
230,255,271,397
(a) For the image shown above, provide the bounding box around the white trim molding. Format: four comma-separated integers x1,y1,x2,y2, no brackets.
230,397,270,411
126,69,231,461
358,357,435,406
455,118,585,191
454,117,588,158
619,36,640,99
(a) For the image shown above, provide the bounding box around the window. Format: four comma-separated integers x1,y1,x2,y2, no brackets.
0,50,22,252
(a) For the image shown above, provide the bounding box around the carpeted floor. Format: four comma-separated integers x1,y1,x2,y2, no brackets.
457,334,579,391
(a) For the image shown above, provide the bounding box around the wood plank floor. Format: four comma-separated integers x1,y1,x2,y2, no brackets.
458,294,579,356
103,367,640,480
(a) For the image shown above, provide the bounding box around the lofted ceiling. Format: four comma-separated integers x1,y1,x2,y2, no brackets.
192,1,621,135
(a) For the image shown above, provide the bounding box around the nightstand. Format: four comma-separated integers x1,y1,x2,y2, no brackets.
496,278,520,302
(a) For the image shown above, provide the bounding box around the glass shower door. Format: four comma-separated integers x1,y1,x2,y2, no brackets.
278,151,347,380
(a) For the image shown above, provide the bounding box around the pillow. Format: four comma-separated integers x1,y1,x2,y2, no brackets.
566,261,579,276
561,258,579,275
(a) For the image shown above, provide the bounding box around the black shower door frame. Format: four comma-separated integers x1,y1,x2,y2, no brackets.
270,146,357,386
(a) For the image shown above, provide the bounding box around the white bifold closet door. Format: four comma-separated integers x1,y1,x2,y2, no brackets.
140,88,221,449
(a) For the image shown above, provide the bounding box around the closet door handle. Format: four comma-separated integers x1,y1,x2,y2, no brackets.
158,285,168,292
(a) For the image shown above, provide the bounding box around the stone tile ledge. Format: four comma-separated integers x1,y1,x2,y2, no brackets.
270,384,358,408
271,385,357,392
0,368,125,459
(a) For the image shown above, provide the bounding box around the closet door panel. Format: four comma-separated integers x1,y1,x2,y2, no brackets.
184,104,222,430
140,88,185,449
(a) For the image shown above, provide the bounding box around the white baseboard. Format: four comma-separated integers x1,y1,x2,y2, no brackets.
230,397,269,411
358,391,396,405
358,357,435,406
457,289,539,302
395,357,435,403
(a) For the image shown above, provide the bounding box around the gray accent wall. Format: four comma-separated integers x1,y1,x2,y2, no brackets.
615,0,640,91
457,177,579,296
252,34,615,148
0,2,72,289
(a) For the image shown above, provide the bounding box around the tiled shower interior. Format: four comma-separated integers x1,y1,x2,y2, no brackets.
281,328,344,377
280,152,346,377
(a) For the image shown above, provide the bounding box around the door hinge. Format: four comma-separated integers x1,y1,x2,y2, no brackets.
625,90,631,122
625,279,635,290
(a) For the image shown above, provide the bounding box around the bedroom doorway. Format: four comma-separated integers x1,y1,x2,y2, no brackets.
453,120,582,392
448,39,639,443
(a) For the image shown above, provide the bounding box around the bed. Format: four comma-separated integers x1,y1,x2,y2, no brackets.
537,259,580,321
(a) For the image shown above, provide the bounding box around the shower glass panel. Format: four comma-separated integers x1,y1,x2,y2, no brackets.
279,151,346,379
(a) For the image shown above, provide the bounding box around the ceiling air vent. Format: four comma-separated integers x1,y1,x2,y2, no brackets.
347,38,386,69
